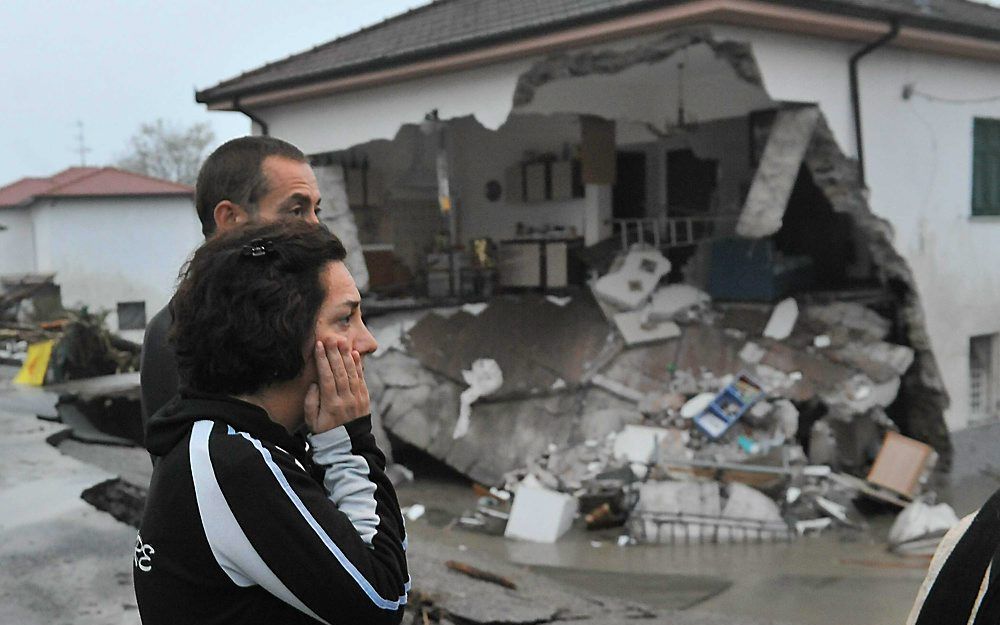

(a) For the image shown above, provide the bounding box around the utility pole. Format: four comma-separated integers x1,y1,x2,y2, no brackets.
75,120,91,166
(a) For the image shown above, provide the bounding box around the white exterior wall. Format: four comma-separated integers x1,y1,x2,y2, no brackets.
31,195,201,340
259,58,535,154
714,25,1000,430
0,207,37,276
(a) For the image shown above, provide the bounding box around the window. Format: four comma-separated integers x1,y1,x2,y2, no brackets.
972,118,1000,216
970,334,999,423
117,301,147,331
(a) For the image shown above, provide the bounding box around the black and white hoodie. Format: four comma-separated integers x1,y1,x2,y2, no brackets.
133,391,409,624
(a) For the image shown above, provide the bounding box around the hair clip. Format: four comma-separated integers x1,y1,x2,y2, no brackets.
241,238,275,258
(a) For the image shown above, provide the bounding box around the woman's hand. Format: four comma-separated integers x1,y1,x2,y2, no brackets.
304,339,371,434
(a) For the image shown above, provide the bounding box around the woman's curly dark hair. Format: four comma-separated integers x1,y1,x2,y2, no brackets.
171,220,346,396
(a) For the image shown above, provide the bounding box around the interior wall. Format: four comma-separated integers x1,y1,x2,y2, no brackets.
450,114,589,244
618,115,754,219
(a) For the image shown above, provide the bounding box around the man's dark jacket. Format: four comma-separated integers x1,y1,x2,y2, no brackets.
139,303,177,440
133,391,409,624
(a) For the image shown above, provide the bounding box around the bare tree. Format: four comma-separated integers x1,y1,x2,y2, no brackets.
116,119,215,185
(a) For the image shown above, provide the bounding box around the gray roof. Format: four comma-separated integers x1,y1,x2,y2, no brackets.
196,0,1000,105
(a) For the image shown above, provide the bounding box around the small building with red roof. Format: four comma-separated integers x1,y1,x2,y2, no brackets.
0,166,200,340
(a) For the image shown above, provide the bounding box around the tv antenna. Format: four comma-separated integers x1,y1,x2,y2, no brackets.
75,120,92,166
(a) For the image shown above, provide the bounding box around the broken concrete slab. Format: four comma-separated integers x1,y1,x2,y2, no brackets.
454,358,503,439
592,248,671,310
613,310,680,346
588,322,739,399
647,284,711,321
372,351,636,485
612,424,673,464
576,406,644,442
404,294,614,398
505,484,576,543
763,298,798,340
721,482,784,524
803,302,891,343
829,341,915,381
737,106,821,238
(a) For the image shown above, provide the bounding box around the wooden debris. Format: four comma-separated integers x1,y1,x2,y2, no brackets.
444,560,518,590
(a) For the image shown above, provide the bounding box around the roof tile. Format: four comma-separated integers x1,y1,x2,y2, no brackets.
0,167,192,208
197,0,1000,104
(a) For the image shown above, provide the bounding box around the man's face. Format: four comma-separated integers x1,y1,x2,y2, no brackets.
252,155,322,225
312,261,378,362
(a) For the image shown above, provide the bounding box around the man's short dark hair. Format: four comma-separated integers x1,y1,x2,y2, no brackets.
172,220,347,396
195,136,307,237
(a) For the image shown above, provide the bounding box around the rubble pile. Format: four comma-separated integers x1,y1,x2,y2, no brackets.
366,245,958,550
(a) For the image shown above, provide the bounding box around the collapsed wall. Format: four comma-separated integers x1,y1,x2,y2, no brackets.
803,118,952,466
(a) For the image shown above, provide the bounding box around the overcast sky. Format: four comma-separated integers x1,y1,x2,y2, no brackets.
0,1,420,183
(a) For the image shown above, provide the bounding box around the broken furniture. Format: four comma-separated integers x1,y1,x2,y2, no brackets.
707,237,814,302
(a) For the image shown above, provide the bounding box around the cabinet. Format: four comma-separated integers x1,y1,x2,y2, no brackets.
497,238,582,289
504,159,584,203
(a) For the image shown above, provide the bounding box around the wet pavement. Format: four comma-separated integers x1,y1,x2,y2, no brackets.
394,463,931,625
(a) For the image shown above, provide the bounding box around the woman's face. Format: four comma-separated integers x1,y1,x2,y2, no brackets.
309,261,378,365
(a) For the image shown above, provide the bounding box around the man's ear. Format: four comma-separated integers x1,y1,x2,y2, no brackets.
213,200,249,233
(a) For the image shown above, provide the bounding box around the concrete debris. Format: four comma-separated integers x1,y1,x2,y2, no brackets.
454,358,503,439
590,373,645,403
739,341,766,364
611,424,673,464
721,482,784,524
680,392,715,420
762,297,798,340
399,505,423,523
646,284,711,321
461,302,489,316
804,302,891,342
813,335,832,348
887,499,960,555
505,484,576,543
613,310,680,346
592,248,671,310
363,283,940,552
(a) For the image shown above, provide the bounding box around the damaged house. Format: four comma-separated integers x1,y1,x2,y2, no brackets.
195,0,1000,482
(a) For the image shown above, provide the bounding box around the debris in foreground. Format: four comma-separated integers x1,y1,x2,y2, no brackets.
366,245,943,554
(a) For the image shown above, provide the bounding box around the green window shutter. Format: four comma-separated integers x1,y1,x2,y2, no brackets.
973,118,1000,217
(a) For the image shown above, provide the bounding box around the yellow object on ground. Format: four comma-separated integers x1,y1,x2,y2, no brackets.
13,340,54,386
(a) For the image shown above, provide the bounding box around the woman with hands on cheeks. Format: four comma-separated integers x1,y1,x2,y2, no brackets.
134,220,408,625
